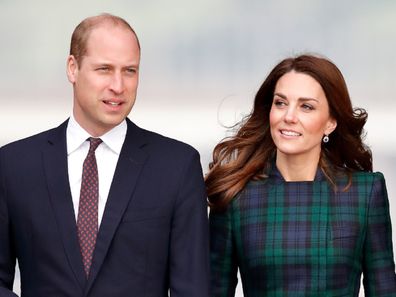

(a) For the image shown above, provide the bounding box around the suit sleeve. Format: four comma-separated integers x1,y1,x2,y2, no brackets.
169,150,210,297
209,204,238,297
363,172,396,296
0,149,19,296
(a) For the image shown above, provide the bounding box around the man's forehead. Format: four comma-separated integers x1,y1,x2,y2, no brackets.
74,21,140,67
84,24,139,52
88,23,135,41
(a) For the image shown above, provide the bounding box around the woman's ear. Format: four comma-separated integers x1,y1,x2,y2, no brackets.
325,117,337,135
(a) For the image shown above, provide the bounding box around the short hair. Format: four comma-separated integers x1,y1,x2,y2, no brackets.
69,13,140,66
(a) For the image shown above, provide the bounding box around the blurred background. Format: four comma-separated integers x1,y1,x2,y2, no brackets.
1,0,395,296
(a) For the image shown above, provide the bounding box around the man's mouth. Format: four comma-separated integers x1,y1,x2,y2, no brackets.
103,100,122,106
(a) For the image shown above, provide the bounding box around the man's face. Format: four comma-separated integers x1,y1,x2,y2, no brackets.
67,24,140,136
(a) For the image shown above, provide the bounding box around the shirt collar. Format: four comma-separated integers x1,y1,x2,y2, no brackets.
66,114,127,155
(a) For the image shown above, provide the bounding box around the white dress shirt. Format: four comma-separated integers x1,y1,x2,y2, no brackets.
66,115,127,226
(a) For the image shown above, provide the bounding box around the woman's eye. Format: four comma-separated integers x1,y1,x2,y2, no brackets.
274,100,286,107
301,104,314,110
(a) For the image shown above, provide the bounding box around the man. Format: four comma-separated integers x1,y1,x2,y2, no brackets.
0,14,209,297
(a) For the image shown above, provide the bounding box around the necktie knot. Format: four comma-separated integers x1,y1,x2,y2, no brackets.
88,137,102,154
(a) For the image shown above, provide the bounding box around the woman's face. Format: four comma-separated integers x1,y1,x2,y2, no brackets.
269,71,337,162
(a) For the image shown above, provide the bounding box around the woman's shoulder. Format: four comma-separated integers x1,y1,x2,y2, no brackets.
350,171,385,183
341,171,387,196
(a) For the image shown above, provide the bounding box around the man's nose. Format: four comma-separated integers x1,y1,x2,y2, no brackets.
109,73,124,94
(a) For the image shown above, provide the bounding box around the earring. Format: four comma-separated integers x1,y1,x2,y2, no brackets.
323,135,329,143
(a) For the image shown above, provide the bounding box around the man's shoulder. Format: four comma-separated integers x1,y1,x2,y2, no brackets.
0,122,66,154
144,128,195,150
130,122,199,157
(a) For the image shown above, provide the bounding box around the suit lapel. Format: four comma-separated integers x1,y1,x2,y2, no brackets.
85,119,148,294
42,119,86,291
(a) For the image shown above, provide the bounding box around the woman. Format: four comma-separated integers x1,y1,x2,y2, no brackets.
206,54,396,296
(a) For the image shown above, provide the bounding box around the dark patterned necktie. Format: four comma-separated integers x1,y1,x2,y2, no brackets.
77,137,102,277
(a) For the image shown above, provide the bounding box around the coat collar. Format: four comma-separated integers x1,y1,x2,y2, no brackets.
84,118,148,294
44,119,87,290
267,161,327,184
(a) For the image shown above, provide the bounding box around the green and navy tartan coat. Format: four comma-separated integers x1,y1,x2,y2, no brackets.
210,165,396,296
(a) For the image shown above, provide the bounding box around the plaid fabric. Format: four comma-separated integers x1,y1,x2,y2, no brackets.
210,165,396,297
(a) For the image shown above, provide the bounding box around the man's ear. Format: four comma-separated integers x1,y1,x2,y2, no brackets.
66,55,78,83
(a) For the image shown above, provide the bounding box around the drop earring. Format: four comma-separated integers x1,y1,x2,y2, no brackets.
323,135,329,143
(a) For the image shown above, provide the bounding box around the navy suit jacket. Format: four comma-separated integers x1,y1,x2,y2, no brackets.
0,118,209,297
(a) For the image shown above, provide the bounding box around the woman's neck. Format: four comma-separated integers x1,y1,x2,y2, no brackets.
275,152,320,182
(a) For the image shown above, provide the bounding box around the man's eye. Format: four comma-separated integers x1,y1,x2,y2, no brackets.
126,68,137,74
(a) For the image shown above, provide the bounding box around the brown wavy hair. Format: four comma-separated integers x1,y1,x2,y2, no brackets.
206,54,372,210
